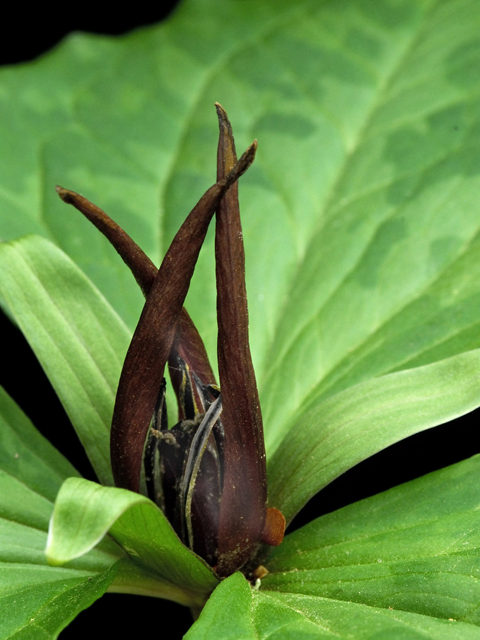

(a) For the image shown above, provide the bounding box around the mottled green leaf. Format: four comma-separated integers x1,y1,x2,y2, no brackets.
1,0,480,636
0,0,479,458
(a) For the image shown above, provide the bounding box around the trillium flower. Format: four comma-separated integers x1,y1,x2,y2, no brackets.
56,105,285,577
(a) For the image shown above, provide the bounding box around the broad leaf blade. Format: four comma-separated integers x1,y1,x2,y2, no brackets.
264,455,480,626
47,477,219,607
0,235,131,486
189,457,480,636
0,1,479,636
257,0,480,451
0,383,115,572
254,593,480,640
268,348,480,524
188,573,480,639
0,1,479,459
0,386,121,639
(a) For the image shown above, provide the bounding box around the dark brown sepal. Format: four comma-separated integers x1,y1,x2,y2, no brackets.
111,141,257,492
55,186,218,412
214,104,268,576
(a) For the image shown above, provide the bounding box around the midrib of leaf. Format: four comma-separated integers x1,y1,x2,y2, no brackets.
30,2,331,277
325,89,477,216
260,0,439,394
253,592,338,636
258,1,480,448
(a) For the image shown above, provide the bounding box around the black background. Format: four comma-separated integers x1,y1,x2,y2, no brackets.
0,4,478,638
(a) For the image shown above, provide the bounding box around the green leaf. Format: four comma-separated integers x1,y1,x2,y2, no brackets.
253,593,480,640
189,457,480,636
268,349,480,523
0,563,120,640
1,0,480,460
185,573,256,640
47,477,219,608
262,455,480,630
0,235,131,486
0,385,121,639
188,573,480,639
0,385,79,505
0,383,116,572
254,0,480,452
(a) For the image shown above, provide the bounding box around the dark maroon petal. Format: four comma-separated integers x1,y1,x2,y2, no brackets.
214,104,268,576
168,311,218,420
187,437,223,565
111,142,257,492
149,391,224,566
